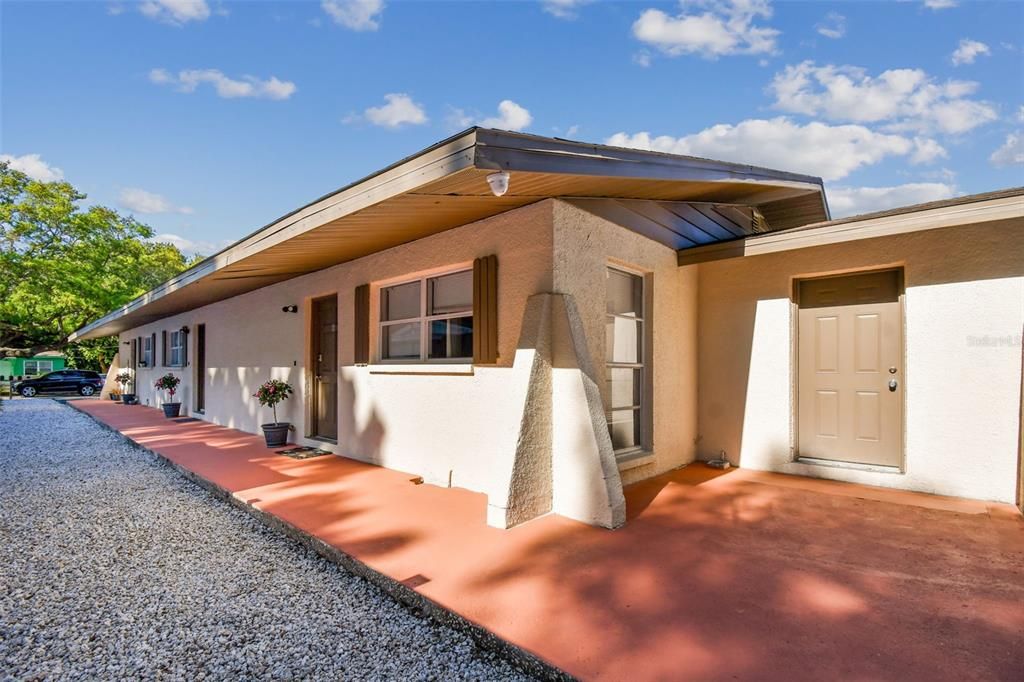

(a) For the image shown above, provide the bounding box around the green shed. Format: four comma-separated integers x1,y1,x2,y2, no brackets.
0,353,66,380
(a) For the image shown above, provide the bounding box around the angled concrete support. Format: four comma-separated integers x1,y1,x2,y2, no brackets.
487,293,626,530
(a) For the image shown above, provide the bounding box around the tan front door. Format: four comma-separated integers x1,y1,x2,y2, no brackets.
798,270,903,467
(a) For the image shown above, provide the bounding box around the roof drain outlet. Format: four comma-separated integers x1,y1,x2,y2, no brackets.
706,450,731,470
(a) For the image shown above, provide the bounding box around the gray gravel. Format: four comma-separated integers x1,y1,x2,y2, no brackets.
0,399,537,681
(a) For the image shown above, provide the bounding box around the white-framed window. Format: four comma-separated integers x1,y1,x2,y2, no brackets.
605,265,646,455
142,336,153,367
24,360,53,376
168,330,185,367
379,268,473,362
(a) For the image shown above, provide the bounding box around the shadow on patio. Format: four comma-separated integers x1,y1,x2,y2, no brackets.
74,399,1024,681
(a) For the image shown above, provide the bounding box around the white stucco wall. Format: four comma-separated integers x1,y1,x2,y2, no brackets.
697,220,1024,503
552,201,700,487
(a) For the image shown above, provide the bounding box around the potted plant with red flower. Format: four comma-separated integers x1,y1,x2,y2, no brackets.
155,373,182,417
254,378,293,447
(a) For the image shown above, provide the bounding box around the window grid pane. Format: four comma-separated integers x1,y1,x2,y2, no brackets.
428,315,474,359
382,281,421,322
428,270,472,316
606,268,643,318
606,317,642,364
382,322,421,360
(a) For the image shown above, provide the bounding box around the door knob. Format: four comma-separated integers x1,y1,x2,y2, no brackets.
888,379,898,392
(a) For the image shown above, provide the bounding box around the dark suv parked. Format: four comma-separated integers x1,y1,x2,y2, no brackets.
15,370,105,397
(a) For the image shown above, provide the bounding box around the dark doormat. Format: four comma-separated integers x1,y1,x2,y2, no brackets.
276,446,333,460
172,417,201,423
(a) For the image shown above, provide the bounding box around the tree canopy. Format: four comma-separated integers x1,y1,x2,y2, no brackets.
1,162,197,370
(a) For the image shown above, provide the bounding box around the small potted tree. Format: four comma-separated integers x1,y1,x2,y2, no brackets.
254,379,293,447
155,373,182,417
114,370,134,404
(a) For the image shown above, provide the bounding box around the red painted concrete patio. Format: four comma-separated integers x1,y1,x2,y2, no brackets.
75,400,1024,681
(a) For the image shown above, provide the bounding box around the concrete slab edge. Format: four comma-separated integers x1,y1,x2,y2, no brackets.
64,401,576,682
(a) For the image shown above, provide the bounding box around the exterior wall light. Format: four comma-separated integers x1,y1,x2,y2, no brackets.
486,171,510,197
282,305,298,313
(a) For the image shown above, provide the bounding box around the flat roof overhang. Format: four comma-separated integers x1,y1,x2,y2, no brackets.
676,187,1024,266
71,127,828,341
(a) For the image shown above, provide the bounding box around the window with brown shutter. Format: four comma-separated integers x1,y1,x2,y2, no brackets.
161,330,167,366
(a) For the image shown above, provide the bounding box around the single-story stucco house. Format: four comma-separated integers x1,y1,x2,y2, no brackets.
70,128,1024,527
0,352,66,379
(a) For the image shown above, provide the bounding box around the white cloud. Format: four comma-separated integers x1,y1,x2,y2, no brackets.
910,137,948,164
632,0,779,59
542,0,590,20
951,39,991,66
149,68,297,100
827,183,957,217
923,0,957,9
990,132,1024,167
447,100,533,132
769,61,997,134
150,233,229,256
605,117,942,182
633,51,653,68
321,0,383,31
139,0,210,25
0,153,65,182
480,100,533,131
119,188,193,215
362,93,428,128
816,12,845,39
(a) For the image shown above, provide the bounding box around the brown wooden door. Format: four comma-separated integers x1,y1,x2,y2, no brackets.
798,270,903,467
312,296,338,440
195,324,206,413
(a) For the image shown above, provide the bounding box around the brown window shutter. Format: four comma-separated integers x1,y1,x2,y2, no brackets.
182,327,188,366
473,255,498,364
161,330,167,366
151,332,156,366
354,284,370,365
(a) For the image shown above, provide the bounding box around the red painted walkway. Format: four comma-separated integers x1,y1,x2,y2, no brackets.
76,400,1024,681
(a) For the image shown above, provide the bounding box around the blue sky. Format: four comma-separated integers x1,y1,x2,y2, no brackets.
2,0,1022,254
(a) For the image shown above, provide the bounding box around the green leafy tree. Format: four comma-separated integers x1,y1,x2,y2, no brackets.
0,162,193,371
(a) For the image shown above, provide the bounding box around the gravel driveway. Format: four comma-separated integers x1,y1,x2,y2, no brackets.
0,399,537,681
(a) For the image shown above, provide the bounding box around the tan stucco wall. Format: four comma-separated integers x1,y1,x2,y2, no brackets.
120,201,555,515
697,220,1024,503
552,201,700,487
117,198,702,529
